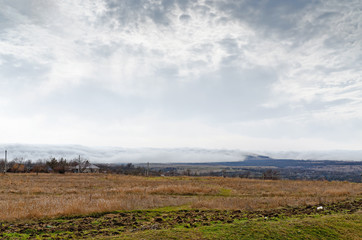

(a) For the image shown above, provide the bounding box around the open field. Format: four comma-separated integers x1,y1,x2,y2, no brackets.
0,173,361,221
0,173,361,239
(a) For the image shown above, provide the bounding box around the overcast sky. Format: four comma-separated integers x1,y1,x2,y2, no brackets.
0,0,361,151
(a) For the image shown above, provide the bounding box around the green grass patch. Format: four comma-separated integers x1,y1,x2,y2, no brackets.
104,212,362,240
142,205,191,212
94,228,204,240
202,213,362,240
1,233,31,240
218,188,232,197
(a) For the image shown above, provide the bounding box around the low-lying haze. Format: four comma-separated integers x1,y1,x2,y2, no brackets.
1,144,361,163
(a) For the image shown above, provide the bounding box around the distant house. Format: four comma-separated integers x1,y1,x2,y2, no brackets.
72,164,100,173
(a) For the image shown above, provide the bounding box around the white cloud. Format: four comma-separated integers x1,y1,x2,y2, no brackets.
0,0,361,151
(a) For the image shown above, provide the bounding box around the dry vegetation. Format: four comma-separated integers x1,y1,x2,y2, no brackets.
0,173,361,221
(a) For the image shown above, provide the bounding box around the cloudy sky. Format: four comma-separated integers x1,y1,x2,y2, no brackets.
0,0,361,151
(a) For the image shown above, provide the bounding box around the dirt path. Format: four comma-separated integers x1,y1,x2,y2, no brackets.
0,199,361,239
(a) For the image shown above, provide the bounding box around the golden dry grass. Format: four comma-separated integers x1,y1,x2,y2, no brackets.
0,173,360,221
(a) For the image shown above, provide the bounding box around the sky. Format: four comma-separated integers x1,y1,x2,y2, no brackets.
0,0,361,151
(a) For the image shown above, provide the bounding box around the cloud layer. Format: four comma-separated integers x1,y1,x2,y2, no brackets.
0,0,361,151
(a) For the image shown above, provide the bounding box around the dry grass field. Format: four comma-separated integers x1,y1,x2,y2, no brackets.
0,173,361,221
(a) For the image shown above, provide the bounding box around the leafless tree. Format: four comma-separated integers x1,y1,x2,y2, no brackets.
0,159,5,173
33,160,46,175
262,169,280,180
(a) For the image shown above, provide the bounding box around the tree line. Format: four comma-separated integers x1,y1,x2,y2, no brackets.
0,158,160,176
0,157,92,174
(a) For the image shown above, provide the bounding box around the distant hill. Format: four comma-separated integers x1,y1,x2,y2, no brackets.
185,155,362,168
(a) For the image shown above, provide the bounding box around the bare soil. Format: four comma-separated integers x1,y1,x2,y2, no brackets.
0,199,360,239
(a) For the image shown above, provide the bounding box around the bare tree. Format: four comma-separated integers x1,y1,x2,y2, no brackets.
239,171,251,179
25,160,32,173
9,157,25,173
33,160,46,175
0,159,5,173
262,169,280,180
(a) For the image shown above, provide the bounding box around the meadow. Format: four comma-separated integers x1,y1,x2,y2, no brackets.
0,173,361,221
